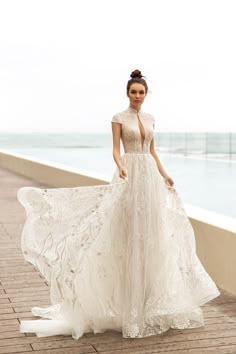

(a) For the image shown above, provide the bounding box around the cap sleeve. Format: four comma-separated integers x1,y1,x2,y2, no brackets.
111,113,122,124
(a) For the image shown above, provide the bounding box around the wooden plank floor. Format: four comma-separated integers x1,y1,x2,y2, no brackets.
0,167,236,354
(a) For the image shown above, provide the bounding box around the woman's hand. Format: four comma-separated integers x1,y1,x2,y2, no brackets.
165,176,174,187
119,166,127,180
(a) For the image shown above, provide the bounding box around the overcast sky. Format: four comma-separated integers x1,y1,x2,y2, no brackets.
0,0,236,133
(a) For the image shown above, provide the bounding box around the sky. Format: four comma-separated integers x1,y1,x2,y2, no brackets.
0,0,236,133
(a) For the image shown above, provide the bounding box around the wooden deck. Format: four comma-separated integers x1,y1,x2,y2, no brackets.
1,167,236,354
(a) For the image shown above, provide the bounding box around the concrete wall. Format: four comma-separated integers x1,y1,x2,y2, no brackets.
1,150,236,295
187,205,236,296
0,150,109,187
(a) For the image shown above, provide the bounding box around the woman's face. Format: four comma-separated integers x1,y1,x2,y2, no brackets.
127,83,146,108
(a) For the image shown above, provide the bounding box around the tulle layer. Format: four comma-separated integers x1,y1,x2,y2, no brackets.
18,153,220,339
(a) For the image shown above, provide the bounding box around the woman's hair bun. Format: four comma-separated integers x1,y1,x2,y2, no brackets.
130,69,143,79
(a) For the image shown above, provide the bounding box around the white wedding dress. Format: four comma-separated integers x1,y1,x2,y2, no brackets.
18,106,220,339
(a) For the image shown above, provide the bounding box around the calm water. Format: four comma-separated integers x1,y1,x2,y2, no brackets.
0,132,235,218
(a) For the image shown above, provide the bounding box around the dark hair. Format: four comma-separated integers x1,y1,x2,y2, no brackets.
126,69,148,95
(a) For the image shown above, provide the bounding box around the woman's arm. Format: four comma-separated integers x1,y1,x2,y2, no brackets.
150,137,174,186
111,122,127,179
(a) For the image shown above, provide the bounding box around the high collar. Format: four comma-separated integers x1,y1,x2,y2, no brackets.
127,106,142,114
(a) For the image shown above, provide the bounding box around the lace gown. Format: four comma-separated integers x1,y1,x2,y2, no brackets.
18,106,220,339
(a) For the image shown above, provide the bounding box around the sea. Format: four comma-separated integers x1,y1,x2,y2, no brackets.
0,132,235,219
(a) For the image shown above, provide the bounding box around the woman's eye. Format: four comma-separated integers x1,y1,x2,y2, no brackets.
131,91,144,94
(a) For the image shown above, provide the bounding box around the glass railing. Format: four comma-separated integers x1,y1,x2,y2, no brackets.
155,132,236,159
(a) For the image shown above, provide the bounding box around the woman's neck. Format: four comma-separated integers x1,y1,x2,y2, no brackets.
129,104,142,112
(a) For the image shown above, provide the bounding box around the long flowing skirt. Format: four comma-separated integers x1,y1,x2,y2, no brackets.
18,153,220,339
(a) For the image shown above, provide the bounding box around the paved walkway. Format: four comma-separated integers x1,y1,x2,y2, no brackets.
1,167,236,354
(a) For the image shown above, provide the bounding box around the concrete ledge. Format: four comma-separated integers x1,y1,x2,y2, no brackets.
186,204,236,296
0,150,110,187
1,150,236,295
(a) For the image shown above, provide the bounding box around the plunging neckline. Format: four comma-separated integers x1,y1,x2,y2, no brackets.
127,106,146,151
137,113,146,151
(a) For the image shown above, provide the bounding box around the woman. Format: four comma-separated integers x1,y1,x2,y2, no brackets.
18,69,220,340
